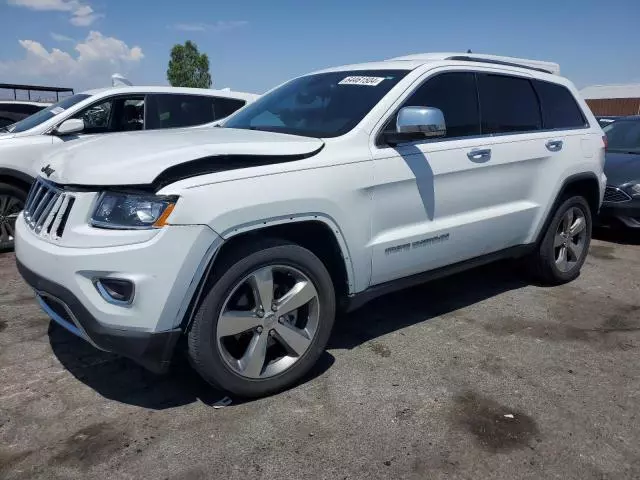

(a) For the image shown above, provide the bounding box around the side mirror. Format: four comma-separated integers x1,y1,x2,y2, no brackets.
55,118,85,135
383,106,446,146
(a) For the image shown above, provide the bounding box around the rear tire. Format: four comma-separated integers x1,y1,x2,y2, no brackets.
529,195,592,285
0,183,27,252
188,238,336,398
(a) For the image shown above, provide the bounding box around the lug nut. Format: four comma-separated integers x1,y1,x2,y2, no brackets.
269,330,275,336
256,326,263,333
278,316,285,324
257,309,264,318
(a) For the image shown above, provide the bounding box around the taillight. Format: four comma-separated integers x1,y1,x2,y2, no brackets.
602,135,608,149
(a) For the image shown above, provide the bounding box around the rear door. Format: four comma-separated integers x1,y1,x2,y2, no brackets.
368,70,546,285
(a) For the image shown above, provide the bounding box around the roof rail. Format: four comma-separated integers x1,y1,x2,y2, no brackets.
446,55,556,74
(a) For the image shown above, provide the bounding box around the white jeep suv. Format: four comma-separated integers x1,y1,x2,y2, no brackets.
15,53,606,397
0,86,258,250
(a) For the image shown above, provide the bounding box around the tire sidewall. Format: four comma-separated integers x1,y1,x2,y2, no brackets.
188,242,336,397
543,196,592,282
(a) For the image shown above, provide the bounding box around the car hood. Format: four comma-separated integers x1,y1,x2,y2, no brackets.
604,151,640,186
40,127,324,187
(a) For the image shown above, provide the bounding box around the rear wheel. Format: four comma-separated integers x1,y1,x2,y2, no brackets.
188,239,336,398
0,183,27,252
529,195,592,284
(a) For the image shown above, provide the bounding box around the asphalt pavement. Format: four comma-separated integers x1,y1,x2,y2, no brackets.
1,229,639,480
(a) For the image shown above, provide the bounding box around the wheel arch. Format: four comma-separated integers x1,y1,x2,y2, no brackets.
534,172,601,245
0,168,35,193
179,214,356,331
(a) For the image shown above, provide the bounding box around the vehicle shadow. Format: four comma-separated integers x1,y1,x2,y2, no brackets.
48,260,526,408
592,226,640,245
329,260,529,350
48,324,335,410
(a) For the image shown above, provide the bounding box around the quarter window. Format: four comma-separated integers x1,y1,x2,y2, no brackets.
386,72,480,138
533,80,587,129
477,74,542,134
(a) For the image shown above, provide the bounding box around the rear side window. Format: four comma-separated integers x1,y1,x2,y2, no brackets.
533,80,587,129
386,72,480,138
0,103,44,115
214,97,246,119
477,74,542,134
146,94,216,130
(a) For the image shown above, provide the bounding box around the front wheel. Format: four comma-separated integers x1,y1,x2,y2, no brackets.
0,183,27,252
529,195,592,284
188,239,336,398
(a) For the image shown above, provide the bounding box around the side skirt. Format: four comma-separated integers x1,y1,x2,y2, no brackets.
344,244,535,312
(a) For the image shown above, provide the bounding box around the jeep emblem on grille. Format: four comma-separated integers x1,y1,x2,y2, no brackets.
41,164,55,177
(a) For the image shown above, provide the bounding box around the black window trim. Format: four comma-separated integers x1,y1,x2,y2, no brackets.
146,92,245,129
375,70,590,148
45,93,149,135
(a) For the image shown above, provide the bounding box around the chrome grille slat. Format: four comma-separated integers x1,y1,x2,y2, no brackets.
23,178,75,240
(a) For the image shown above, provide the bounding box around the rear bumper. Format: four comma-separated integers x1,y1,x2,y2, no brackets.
18,260,182,373
598,200,640,228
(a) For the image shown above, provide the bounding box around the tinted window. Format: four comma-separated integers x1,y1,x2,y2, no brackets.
477,74,541,134
6,94,90,133
146,94,216,129
602,119,640,153
223,70,409,138
385,72,480,138
0,103,45,115
533,80,587,129
214,97,246,119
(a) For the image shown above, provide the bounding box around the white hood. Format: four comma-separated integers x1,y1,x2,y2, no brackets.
39,127,324,186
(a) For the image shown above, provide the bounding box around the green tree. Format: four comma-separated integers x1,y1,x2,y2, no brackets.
166,40,212,88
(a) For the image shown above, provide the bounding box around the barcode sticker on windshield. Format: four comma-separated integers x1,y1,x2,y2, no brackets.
339,76,386,86
50,107,64,115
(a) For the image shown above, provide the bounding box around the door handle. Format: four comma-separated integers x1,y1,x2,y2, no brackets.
546,140,563,152
467,148,492,162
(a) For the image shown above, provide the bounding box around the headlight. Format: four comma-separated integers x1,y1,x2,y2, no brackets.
91,192,177,229
626,183,640,198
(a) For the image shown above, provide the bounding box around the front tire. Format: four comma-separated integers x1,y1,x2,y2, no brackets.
529,195,592,285
188,238,336,398
0,183,27,252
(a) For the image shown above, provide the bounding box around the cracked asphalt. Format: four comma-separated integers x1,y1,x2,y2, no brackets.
1,229,639,479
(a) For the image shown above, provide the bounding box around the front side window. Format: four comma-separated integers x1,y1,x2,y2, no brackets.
603,119,640,154
223,70,409,138
5,94,90,133
73,96,144,134
533,80,587,129
384,72,480,138
477,74,542,134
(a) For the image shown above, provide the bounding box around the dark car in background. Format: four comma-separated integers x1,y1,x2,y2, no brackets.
596,115,621,128
599,116,640,228
0,101,50,129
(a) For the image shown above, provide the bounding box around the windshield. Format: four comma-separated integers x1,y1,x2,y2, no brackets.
222,70,409,138
603,119,640,154
6,94,90,133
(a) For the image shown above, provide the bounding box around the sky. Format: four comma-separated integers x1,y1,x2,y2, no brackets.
0,0,639,97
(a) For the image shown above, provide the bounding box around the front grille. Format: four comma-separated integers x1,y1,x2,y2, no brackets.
603,186,632,203
24,177,75,239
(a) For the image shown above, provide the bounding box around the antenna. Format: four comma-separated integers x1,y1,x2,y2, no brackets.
111,73,133,87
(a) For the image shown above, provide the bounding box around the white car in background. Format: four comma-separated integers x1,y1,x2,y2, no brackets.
0,86,258,249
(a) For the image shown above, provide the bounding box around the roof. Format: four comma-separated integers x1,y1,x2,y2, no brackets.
313,52,561,76
0,100,52,106
0,83,74,93
80,85,259,102
580,84,640,100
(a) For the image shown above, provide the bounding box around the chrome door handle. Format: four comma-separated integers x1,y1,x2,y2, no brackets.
467,148,492,162
546,140,563,152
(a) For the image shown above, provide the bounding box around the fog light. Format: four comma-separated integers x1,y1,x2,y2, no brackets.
94,278,135,305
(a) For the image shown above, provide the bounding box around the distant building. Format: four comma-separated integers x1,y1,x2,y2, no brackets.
581,84,640,116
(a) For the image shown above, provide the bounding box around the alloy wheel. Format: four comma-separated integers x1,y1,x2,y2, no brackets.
216,265,320,379
0,194,23,248
554,206,587,272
